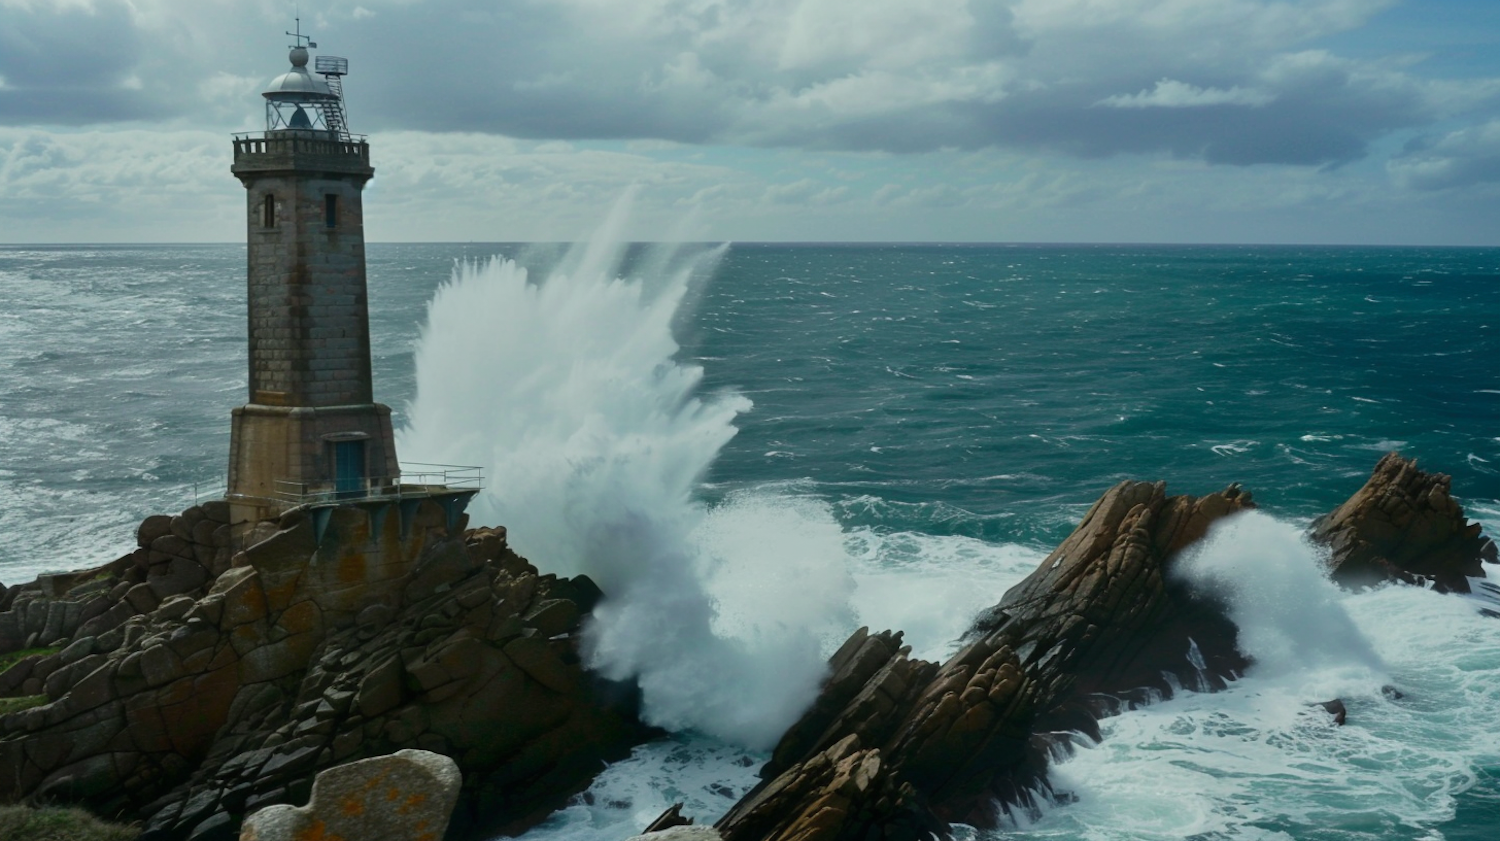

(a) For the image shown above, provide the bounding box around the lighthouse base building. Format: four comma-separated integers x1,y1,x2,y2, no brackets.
227,130,399,526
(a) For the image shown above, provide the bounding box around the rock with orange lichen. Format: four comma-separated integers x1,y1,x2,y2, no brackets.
239,749,460,841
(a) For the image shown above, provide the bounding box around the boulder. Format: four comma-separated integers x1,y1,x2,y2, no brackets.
1311,452,1496,593
139,516,175,549
239,749,461,841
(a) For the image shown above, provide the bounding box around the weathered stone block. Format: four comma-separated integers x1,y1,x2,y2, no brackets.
148,556,208,601
240,750,460,841
192,518,219,548
524,599,581,639
357,656,404,718
141,644,185,688
201,500,231,526
502,634,578,695
139,515,174,549
152,534,195,563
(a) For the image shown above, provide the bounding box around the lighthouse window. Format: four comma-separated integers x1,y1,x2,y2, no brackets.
261,193,276,228
325,194,339,228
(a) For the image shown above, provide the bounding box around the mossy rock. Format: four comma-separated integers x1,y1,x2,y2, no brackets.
0,805,139,840
0,695,47,715
0,647,60,673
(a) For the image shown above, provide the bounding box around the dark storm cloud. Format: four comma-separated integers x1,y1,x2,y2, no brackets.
0,1,169,124
3,0,1498,175
333,0,1494,170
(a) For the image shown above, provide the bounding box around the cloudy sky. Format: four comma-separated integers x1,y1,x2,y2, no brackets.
2,0,1498,244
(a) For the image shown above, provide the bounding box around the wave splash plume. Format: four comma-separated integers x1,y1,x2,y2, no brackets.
398,199,850,748
1177,510,1385,683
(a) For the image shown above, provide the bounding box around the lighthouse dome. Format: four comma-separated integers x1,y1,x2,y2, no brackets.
263,51,337,102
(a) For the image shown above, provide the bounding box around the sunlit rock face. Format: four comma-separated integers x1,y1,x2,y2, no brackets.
1310,452,1496,594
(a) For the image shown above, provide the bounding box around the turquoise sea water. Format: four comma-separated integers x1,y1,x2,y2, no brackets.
1,242,1497,840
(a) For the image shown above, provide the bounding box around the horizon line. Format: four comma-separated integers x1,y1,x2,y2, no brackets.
3,240,1498,249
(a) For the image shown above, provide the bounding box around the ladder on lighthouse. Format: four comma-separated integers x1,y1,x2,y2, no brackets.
315,55,351,141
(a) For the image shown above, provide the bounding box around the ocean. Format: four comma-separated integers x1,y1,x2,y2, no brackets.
1,237,1497,840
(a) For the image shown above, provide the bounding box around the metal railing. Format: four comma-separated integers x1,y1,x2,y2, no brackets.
232,131,370,162
269,462,482,508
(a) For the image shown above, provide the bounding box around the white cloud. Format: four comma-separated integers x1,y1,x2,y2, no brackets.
1,0,1491,169
1389,120,1500,192
1,1,1499,243
1098,78,1275,108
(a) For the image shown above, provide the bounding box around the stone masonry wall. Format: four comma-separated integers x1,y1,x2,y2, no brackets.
244,174,373,409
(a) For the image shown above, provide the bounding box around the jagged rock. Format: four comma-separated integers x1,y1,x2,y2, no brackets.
239,749,461,841
0,500,648,841
642,802,694,832
1310,452,1496,593
717,734,933,841
1316,699,1347,725
719,481,1256,840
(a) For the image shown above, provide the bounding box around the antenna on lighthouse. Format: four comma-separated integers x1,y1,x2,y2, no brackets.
286,13,316,49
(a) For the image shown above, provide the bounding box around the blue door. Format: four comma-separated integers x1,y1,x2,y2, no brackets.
334,440,366,498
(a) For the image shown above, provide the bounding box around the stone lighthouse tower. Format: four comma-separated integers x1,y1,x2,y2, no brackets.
226,30,398,525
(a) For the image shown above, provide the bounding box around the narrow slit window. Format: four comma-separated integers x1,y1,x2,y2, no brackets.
261,193,276,228
325,194,338,229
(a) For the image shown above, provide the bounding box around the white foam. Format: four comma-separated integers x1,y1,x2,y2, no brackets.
1175,511,1385,682
525,733,763,839
842,528,1044,661
1012,515,1500,841
519,506,1500,841
398,196,845,749
515,522,1046,841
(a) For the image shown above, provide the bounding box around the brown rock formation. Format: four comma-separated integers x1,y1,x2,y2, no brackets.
0,501,234,658
1310,452,1496,593
0,503,650,841
717,481,1256,841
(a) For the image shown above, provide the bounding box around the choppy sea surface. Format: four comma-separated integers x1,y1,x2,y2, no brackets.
1,242,1497,840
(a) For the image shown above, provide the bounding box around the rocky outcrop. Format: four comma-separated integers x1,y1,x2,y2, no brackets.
1311,452,1496,593
240,749,461,841
0,502,233,660
0,501,650,841
717,481,1256,841
718,734,934,841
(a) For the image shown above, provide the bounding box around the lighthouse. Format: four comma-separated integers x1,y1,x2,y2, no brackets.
225,28,399,526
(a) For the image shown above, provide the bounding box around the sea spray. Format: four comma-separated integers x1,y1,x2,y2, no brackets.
397,204,850,748
1174,510,1385,683
1025,528,1500,841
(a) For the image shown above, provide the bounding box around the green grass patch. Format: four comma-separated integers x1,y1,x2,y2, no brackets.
0,804,138,840
0,695,46,716
0,647,60,674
